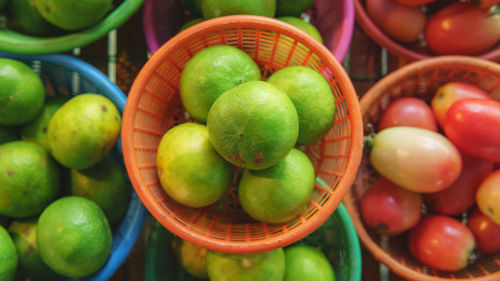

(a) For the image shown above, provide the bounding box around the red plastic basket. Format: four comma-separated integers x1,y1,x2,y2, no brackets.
344,56,500,281
122,15,363,254
142,0,354,62
354,0,500,62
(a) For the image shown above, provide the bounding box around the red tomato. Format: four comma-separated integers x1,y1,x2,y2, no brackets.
444,99,500,162
476,170,500,225
425,2,500,55
366,0,426,43
394,0,435,5
409,215,476,271
378,97,437,132
369,126,462,193
424,152,493,215
431,82,491,127
361,177,423,235
467,208,500,254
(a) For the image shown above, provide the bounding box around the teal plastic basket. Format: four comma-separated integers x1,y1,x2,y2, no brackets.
144,203,362,281
0,52,148,281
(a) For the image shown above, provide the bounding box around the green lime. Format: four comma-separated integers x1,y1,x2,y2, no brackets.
267,66,335,145
207,81,299,170
0,225,17,281
181,0,202,16
172,237,208,279
33,0,112,31
157,123,233,208
37,196,112,278
238,148,315,223
206,248,285,281
47,93,121,170
278,17,323,43
178,18,204,33
20,95,69,150
0,58,45,126
202,0,276,18
7,0,62,36
0,141,60,218
0,125,18,144
180,45,261,123
276,0,315,16
284,245,335,281
8,220,63,281
70,155,130,225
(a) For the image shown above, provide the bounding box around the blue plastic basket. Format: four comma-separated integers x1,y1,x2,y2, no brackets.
144,203,362,281
0,52,148,281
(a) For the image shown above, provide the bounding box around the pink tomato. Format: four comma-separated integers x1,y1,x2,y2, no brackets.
467,207,500,254
378,97,437,132
476,170,500,225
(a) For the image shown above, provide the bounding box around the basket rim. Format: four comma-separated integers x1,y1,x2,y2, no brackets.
344,55,500,281
0,52,148,281
123,15,363,254
0,0,144,55
141,0,355,62
354,0,500,62
143,203,363,281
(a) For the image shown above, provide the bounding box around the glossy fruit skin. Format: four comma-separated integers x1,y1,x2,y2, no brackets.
369,126,462,193
425,2,500,55
431,82,491,127
366,0,426,42
361,177,423,235
444,99,500,162
424,152,493,215
378,97,437,132
408,215,476,271
467,208,500,254
476,170,500,224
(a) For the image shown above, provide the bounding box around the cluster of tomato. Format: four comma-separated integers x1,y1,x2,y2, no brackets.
361,81,500,271
365,0,500,55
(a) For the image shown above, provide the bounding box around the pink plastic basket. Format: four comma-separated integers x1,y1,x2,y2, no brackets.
142,0,354,62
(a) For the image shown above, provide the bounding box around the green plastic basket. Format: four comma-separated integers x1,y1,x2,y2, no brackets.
0,0,144,54
144,203,362,281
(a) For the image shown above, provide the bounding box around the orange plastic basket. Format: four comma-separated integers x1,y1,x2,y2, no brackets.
354,0,500,62
344,56,500,281
122,15,363,254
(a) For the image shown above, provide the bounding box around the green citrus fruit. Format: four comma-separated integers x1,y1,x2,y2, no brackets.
8,0,63,36
8,220,63,281
0,141,60,218
238,148,315,223
172,237,208,279
284,245,335,281
206,248,285,281
0,125,18,144
207,81,299,170
276,0,315,16
180,45,261,123
157,123,233,208
202,0,276,18
267,66,335,145
0,58,45,126
20,95,68,150
47,93,121,170
278,17,323,43
178,18,204,32
33,0,112,31
0,225,17,281
37,196,112,278
181,0,202,16
70,156,130,225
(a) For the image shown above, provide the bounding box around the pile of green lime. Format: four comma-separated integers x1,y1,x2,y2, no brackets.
171,237,336,281
4,0,115,36
178,0,323,44
0,57,130,280
156,43,335,226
